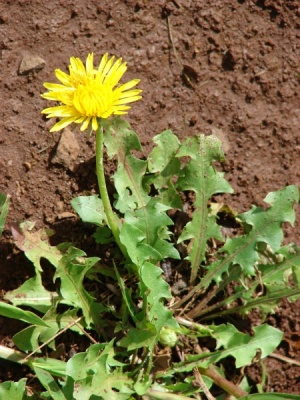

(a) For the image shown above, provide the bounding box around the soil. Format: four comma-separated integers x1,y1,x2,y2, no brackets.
1,0,300,396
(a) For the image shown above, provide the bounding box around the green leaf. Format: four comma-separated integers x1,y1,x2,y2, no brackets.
203,185,299,286
117,262,178,351
0,379,29,400
74,372,133,400
178,208,222,264
54,247,105,330
66,341,133,400
0,192,10,236
176,134,233,283
176,135,232,205
211,324,283,368
218,287,300,320
120,199,179,265
101,117,149,212
0,302,49,327
4,275,57,313
198,244,300,320
30,357,67,378
13,308,80,352
242,245,300,316
140,262,178,330
71,195,107,226
11,221,62,273
33,367,67,400
5,222,61,314
66,343,109,381
118,325,157,351
258,245,300,286
93,226,114,244
120,220,161,265
172,324,282,372
207,323,283,368
146,130,181,208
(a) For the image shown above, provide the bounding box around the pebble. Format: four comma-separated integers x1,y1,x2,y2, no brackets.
18,52,46,75
57,212,76,220
51,128,80,170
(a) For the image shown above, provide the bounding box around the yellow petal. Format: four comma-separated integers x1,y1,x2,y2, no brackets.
55,69,73,86
41,105,77,117
117,89,142,99
70,56,85,74
112,105,130,112
118,79,140,92
86,53,94,74
80,117,91,131
98,53,109,75
104,59,126,87
91,116,98,131
43,82,71,92
49,116,78,132
102,55,116,78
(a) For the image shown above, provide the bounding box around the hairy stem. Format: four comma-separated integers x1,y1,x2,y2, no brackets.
95,124,128,258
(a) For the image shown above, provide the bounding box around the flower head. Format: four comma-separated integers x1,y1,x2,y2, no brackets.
41,53,142,132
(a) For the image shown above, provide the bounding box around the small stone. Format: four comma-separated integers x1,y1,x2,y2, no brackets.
146,46,156,59
51,128,80,170
56,201,65,212
23,162,31,171
19,52,46,75
57,212,77,220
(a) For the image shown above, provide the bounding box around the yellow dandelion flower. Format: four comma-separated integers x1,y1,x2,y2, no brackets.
41,53,142,132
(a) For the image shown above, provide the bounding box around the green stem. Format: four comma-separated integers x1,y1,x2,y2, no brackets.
95,124,128,258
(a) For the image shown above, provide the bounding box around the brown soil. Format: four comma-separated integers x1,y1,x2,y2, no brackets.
1,0,300,395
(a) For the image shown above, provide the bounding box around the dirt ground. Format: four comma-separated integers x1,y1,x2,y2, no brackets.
1,0,300,394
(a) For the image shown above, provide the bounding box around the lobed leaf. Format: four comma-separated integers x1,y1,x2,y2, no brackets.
118,261,179,351
176,134,233,283
140,261,179,331
11,221,62,273
202,185,299,286
13,308,81,352
6,222,64,314
66,341,133,400
211,323,283,368
173,323,282,372
101,117,149,212
146,130,182,208
0,379,29,400
120,198,179,265
54,247,106,330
